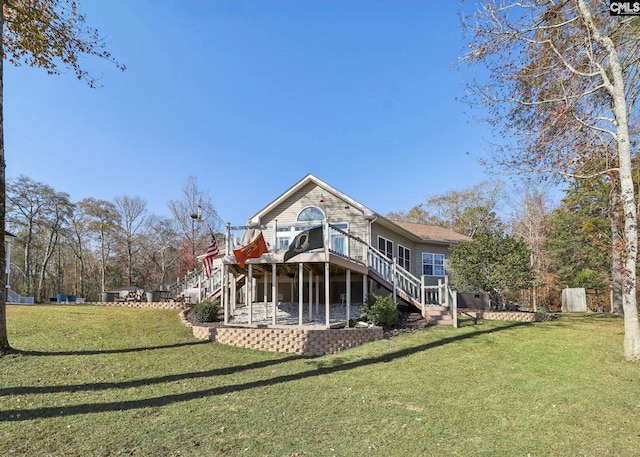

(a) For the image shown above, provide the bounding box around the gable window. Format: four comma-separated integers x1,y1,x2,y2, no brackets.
298,206,325,222
378,236,393,259
398,245,411,270
422,253,445,276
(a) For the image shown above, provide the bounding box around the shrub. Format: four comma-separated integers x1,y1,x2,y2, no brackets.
361,293,398,329
192,299,221,323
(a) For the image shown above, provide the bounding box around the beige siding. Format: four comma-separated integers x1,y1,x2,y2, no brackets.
371,221,453,282
257,182,369,251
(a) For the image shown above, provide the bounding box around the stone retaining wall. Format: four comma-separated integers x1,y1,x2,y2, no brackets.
475,311,557,322
193,325,383,356
182,311,383,356
93,301,188,310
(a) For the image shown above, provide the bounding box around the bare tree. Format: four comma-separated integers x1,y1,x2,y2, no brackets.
114,195,148,286
168,176,220,274
34,188,72,302
6,175,50,296
462,1,640,360
510,184,553,312
79,198,120,294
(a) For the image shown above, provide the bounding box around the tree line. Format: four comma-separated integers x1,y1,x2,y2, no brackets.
7,175,220,302
389,177,621,314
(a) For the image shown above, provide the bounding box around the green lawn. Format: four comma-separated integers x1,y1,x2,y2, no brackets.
1,305,639,456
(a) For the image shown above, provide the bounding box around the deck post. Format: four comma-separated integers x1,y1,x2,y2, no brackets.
315,274,320,315
272,263,277,326
346,269,351,326
231,271,237,314
299,262,304,326
452,289,458,328
421,275,426,317
392,259,397,304
263,273,268,319
223,264,229,325
325,262,330,328
248,264,253,325
363,274,368,304
308,269,313,321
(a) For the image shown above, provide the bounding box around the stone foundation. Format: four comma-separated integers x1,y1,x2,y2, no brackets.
183,310,383,356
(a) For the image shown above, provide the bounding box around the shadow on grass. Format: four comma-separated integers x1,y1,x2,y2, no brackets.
12,340,210,357
0,321,528,422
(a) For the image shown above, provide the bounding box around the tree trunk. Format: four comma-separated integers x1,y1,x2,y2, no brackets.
610,180,624,315
0,0,11,354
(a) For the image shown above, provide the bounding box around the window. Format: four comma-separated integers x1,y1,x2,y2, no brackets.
297,206,324,222
378,236,393,259
398,245,411,270
422,253,445,276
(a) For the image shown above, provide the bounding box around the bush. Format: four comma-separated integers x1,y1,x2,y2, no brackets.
361,293,398,329
192,299,221,323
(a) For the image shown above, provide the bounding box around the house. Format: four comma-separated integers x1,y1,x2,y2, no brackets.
186,174,470,327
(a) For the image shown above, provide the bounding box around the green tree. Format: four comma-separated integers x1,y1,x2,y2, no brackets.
549,177,615,310
0,0,122,353
449,231,534,309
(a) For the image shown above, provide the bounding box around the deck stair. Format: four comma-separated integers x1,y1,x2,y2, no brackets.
424,306,454,326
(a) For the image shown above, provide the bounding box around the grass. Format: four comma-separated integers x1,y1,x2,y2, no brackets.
1,306,639,456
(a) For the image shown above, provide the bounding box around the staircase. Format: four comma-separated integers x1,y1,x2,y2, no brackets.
365,244,457,327
423,306,454,326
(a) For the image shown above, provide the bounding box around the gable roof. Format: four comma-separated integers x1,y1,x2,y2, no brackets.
247,174,470,245
389,220,471,244
248,173,375,225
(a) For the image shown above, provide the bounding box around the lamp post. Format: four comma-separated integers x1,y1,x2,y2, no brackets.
190,204,202,268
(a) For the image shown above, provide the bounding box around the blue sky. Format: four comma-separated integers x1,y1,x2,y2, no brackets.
5,0,499,225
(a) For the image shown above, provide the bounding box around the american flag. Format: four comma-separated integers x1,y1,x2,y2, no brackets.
202,237,220,278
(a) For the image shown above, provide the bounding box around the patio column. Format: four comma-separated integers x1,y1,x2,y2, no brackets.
223,264,229,325
272,263,277,326
325,262,330,327
299,263,304,326
363,274,368,304
231,271,237,314
308,269,313,321
346,269,351,326
263,273,268,320
248,264,253,325
315,274,320,315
